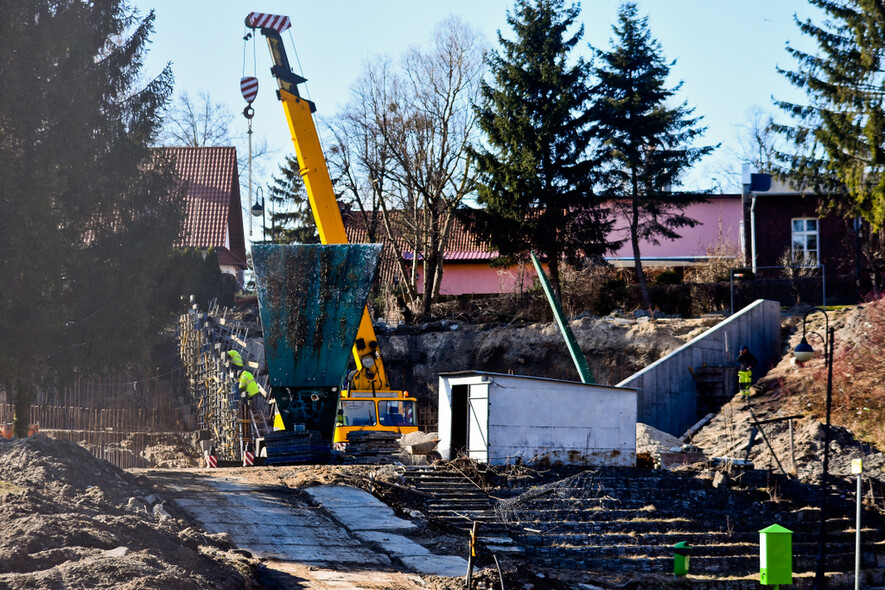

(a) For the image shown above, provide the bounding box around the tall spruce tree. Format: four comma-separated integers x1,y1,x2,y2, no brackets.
589,2,714,312
470,0,615,300
266,155,319,244
0,1,184,435
775,0,885,294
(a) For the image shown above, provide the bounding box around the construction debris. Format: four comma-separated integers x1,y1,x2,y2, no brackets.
635,422,682,455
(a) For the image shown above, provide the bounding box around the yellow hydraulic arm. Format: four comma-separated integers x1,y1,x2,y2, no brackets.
248,15,390,393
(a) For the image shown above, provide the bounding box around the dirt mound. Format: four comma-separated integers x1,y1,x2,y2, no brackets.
693,396,885,485
0,435,256,589
137,433,202,468
636,423,683,455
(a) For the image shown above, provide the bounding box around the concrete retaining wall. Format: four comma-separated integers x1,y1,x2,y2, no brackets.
617,299,781,436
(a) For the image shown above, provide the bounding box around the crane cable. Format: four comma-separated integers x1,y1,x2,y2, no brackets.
241,26,258,241
287,29,312,103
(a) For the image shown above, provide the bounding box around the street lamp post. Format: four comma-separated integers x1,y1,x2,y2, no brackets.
793,307,834,590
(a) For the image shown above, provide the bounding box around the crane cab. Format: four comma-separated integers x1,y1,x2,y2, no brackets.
333,389,418,448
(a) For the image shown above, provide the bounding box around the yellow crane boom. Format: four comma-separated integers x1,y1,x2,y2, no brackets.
247,13,417,445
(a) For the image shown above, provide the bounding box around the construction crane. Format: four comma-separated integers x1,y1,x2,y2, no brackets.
245,13,418,449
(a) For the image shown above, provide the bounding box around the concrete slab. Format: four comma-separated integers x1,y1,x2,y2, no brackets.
166,476,391,568
305,485,416,531
248,544,387,564
354,531,431,557
399,554,469,577
303,485,477,577
152,471,467,583
304,485,381,507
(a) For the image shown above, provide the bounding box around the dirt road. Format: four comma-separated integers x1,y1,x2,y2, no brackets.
139,468,463,590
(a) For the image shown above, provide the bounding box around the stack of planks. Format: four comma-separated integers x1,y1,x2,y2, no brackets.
263,429,330,465
340,431,401,463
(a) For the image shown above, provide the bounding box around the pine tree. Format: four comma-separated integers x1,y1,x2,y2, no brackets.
265,155,319,244
775,0,885,294
0,1,184,435
589,2,714,312
470,0,616,300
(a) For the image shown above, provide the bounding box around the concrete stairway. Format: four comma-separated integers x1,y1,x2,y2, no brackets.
399,465,519,554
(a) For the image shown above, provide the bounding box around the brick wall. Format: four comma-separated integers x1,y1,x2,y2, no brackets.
745,194,853,273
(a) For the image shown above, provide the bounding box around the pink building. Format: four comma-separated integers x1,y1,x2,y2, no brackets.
606,196,743,267
344,195,743,296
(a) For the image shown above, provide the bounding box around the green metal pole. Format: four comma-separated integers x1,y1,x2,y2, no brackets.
529,252,594,384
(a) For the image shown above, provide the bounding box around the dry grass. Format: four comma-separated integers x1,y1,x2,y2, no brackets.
775,298,885,451
828,299,885,447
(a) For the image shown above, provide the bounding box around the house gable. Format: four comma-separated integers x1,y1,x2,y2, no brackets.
161,146,247,271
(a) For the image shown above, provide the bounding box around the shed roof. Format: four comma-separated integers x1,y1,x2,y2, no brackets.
438,370,637,392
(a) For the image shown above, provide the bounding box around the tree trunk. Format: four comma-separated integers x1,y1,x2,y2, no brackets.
419,252,438,319
629,171,654,313
377,198,418,304
547,256,563,306
13,378,32,438
632,243,653,313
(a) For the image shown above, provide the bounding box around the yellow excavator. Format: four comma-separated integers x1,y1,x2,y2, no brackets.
245,13,418,449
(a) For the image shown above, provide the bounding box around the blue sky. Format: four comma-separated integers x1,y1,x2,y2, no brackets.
134,0,821,216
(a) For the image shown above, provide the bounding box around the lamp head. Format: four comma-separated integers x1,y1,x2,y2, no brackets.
251,201,264,217
794,337,814,363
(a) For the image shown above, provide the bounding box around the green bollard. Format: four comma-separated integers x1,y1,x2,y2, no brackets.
760,524,792,586
674,541,691,576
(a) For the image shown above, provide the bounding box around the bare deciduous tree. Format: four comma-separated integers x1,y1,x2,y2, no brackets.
327,18,486,319
160,90,273,212
737,106,784,173
161,91,234,147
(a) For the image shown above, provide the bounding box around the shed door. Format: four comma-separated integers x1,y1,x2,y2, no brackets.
467,384,489,462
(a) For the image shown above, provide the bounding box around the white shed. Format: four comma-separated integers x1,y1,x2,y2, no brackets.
438,371,637,467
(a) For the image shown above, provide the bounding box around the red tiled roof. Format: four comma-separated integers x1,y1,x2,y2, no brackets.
343,209,496,262
161,147,247,269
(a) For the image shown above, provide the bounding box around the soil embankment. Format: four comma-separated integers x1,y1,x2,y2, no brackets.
379,314,722,409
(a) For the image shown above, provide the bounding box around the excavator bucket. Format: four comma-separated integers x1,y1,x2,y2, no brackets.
251,243,382,388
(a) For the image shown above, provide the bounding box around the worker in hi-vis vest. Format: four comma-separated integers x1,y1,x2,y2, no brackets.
737,345,757,400
238,369,260,400
226,349,243,370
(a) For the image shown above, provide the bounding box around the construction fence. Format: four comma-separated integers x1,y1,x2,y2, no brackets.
0,366,194,470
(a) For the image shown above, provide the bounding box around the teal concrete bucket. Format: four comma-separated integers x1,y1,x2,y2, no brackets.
251,244,381,443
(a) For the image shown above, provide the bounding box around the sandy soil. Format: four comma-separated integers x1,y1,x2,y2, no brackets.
0,435,257,589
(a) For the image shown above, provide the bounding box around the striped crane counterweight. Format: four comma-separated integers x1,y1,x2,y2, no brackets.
245,12,291,33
